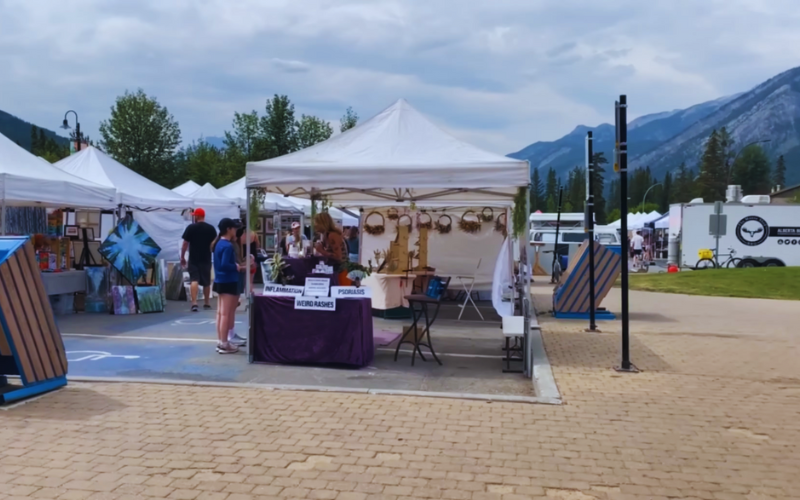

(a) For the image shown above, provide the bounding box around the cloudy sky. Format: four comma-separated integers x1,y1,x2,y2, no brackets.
1,0,798,155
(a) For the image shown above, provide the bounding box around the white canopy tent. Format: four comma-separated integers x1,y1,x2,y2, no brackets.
0,132,117,210
246,99,528,207
245,98,533,374
53,146,193,211
172,180,201,197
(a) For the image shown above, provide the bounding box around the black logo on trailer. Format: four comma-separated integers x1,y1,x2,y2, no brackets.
735,216,769,246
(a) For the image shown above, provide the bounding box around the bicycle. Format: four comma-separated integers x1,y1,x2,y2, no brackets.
694,247,741,269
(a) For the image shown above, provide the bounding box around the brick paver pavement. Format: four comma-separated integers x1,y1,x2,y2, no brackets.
2,290,799,500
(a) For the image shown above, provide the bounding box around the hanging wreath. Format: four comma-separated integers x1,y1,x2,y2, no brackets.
458,210,482,234
386,207,399,221
417,212,433,231
435,214,452,234
364,211,386,236
494,212,508,237
480,207,494,222
396,214,413,233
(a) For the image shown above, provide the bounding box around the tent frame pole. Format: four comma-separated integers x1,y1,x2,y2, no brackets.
246,188,252,362
1,184,5,236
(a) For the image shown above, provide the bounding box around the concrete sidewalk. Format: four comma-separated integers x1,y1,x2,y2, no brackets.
1,288,799,499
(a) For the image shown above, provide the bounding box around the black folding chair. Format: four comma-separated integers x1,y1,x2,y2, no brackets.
394,276,451,366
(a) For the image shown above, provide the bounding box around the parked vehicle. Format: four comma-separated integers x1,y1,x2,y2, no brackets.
530,227,621,274
669,199,800,268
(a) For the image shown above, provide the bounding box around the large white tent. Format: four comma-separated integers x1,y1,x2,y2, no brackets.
0,132,117,209
246,99,529,207
172,180,201,197
53,146,192,211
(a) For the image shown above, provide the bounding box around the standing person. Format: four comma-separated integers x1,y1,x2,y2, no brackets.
631,230,644,266
313,212,347,266
345,227,360,263
286,221,308,254
180,208,217,312
212,218,243,354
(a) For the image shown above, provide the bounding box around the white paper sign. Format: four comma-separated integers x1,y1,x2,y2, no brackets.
294,296,336,311
304,277,331,297
331,286,372,299
312,262,335,275
262,284,305,297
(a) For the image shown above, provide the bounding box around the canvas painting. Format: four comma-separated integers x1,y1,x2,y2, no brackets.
85,266,109,313
112,285,136,315
99,217,162,285
135,286,164,313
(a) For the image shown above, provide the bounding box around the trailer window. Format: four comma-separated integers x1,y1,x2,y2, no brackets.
562,233,589,243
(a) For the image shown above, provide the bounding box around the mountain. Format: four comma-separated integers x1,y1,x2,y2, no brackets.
0,110,70,151
510,66,800,186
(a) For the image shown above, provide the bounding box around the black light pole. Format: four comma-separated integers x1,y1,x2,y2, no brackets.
586,131,598,332
615,95,635,372
61,110,81,152
550,187,564,284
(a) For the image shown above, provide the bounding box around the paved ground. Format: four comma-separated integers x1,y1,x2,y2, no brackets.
1,286,799,499
54,300,533,397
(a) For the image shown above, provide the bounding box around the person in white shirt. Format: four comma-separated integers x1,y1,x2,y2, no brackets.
631,231,645,263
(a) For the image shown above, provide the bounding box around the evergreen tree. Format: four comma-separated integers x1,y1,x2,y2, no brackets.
660,171,673,213
546,195,556,213
731,145,771,194
696,129,726,201
607,178,620,212
591,152,608,224
774,155,786,189
717,126,735,184
566,166,585,213
260,94,298,158
530,168,544,212
30,125,41,154
672,162,696,203
545,167,558,205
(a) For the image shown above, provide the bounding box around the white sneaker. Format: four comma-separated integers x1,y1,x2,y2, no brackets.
228,331,247,346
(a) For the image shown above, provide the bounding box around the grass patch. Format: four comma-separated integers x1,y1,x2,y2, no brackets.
623,267,800,300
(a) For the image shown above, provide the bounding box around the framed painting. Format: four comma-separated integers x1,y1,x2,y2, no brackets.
135,286,164,313
112,285,136,315
84,266,109,313
99,217,162,285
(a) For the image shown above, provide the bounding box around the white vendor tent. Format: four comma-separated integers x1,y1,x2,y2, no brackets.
219,177,300,212
246,99,528,207
188,183,240,210
53,146,192,211
172,180,201,197
0,131,117,209
246,98,532,372
654,213,669,229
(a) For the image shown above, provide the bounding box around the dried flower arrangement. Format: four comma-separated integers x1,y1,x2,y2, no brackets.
458,210,482,234
364,211,385,236
435,214,452,234
386,207,399,221
480,207,494,222
417,212,433,230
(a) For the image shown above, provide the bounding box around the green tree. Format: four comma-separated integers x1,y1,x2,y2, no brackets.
99,88,181,185
591,152,608,224
340,106,359,132
696,129,726,202
545,167,558,205
30,125,41,154
606,208,621,223
260,94,297,158
223,111,264,161
774,155,786,189
530,168,544,212
607,178,620,212
731,145,771,194
717,126,735,184
659,171,673,213
296,115,333,149
565,166,585,213
546,195,556,212
182,141,226,187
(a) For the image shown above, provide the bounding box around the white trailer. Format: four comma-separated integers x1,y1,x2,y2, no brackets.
669,201,800,268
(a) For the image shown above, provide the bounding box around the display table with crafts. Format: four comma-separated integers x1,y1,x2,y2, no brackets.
283,256,340,286
362,273,416,310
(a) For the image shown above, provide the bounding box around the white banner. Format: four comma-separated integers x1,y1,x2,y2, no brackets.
332,286,372,299
304,277,331,297
262,284,305,296
294,296,336,311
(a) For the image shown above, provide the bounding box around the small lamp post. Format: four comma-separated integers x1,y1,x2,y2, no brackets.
61,110,81,152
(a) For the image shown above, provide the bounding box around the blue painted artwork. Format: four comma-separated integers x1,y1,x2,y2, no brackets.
84,266,109,313
99,217,161,285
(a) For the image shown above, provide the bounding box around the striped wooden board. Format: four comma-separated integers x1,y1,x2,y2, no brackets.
554,241,621,314
0,239,67,385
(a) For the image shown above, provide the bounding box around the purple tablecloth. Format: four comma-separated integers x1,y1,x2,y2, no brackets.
284,257,339,287
252,296,374,367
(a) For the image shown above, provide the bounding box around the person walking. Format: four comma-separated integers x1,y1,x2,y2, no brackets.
631,230,645,266
346,226,360,263
181,208,217,312
212,218,243,354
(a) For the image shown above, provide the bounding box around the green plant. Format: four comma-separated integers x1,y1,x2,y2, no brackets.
267,253,294,285
340,261,372,277
248,188,266,232
512,186,528,237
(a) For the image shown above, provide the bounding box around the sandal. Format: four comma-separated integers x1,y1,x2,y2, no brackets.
203,304,212,310
191,305,198,312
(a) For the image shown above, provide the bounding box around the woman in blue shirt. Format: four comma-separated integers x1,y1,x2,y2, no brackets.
213,218,243,354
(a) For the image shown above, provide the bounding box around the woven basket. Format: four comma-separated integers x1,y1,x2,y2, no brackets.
435,214,452,234
364,211,386,236
494,212,508,237
386,207,399,221
480,207,494,222
397,214,413,233
417,212,433,231
458,210,482,234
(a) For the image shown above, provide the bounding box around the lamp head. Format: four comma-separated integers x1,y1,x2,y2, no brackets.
61,118,70,130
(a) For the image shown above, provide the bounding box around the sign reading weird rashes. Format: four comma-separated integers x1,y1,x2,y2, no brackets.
294,296,336,311
331,286,372,299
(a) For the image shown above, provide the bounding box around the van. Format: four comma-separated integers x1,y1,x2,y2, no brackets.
530,227,621,274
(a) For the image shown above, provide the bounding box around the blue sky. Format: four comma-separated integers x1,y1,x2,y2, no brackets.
1,0,798,154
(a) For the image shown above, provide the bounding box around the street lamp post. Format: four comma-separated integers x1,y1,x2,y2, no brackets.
727,139,771,184
61,110,81,152
641,182,662,212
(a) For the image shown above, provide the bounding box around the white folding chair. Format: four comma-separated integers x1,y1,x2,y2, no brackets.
457,259,484,321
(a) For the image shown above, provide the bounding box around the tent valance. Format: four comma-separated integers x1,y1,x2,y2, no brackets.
245,99,529,206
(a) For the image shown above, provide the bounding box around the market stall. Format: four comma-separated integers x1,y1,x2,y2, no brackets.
0,132,118,308
245,99,532,373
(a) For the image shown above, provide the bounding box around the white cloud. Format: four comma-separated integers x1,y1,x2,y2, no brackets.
0,0,798,155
